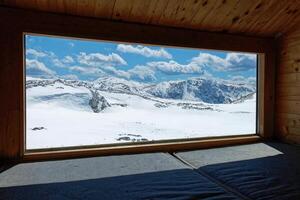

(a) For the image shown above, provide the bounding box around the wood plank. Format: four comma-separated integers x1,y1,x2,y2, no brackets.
242,0,279,35
173,0,205,27
276,113,300,130
93,0,115,19
112,0,134,21
218,0,253,33
0,25,23,161
277,100,300,115
1,0,300,37
76,0,96,17
189,0,218,28
126,0,152,23
277,73,300,85
23,135,261,162
158,0,184,25
277,60,300,74
36,0,48,11
285,134,300,143
276,24,300,144
15,0,37,9
264,1,300,35
0,7,273,52
277,85,300,97
146,0,170,24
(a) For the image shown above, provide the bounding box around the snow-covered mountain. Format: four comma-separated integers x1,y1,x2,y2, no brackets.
145,78,255,103
26,76,255,104
26,76,257,149
93,76,146,95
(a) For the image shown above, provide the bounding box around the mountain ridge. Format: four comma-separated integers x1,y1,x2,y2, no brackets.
26,76,255,104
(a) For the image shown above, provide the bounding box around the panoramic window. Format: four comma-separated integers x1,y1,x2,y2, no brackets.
25,34,257,150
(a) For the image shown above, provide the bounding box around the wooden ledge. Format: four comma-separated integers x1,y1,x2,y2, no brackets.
23,135,261,162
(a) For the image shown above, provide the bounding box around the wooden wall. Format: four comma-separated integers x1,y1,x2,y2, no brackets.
276,26,300,144
0,22,24,162
0,7,276,161
1,0,300,38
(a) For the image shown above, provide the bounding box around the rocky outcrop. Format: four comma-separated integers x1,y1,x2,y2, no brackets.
89,90,110,113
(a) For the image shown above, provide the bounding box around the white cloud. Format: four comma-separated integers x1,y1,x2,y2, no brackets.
52,58,65,67
117,44,172,59
26,49,47,58
26,48,71,68
62,56,74,64
229,75,256,85
104,66,131,79
147,60,203,74
128,65,156,81
225,53,256,71
69,64,156,82
69,42,75,47
230,75,246,82
60,74,78,80
77,52,127,67
191,52,256,72
69,66,105,76
26,59,55,77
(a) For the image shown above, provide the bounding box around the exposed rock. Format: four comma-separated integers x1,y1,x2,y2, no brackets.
111,103,128,107
31,127,46,131
154,102,169,108
116,136,131,141
89,90,110,113
116,133,148,142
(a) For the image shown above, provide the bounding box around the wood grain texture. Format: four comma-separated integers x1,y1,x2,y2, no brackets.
1,0,300,37
276,25,300,144
0,24,23,161
0,6,275,161
24,135,261,162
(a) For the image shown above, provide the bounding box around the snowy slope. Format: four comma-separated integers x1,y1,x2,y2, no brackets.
26,77,256,149
145,78,255,103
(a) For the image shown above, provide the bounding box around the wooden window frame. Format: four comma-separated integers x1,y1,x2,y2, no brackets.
0,7,275,162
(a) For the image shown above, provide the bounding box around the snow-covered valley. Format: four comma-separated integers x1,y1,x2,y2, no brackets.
26,77,256,149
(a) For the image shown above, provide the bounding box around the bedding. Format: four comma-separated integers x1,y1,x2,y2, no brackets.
0,153,240,200
175,142,300,200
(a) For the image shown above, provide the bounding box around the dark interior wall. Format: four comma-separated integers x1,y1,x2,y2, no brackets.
0,19,23,161
0,7,276,161
276,25,300,144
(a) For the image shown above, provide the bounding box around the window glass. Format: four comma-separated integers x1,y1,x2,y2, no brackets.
25,34,257,150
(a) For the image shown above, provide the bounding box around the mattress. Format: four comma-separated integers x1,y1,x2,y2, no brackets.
175,142,300,200
0,153,240,200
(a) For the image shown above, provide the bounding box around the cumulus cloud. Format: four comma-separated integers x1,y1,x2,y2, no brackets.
77,52,127,67
229,75,257,85
26,49,47,58
104,66,131,79
49,53,75,67
191,53,256,72
225,53,256,71
26,59,55,77
127,65,156,81
69,66,105,76
117,44,172,59
59,74,78,80
70,64,155,82
147,60,203,75
62,56,74,64
26,48,73,68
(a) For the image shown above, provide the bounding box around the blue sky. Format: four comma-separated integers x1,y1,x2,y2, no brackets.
25,34,257,83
